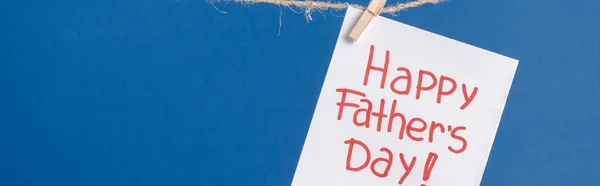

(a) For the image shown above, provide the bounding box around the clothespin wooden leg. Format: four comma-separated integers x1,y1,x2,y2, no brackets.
348,0,387,41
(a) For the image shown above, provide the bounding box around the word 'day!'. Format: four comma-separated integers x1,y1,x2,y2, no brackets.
291,7,519,186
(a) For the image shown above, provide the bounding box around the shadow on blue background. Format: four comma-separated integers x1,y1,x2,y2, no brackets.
1,0,599,185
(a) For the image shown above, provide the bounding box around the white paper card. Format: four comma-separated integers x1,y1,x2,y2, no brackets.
291,7,519,186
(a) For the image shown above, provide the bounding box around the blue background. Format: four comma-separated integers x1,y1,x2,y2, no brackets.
1,0,599,185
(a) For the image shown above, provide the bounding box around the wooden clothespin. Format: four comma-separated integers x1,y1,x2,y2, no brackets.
348,0,387,41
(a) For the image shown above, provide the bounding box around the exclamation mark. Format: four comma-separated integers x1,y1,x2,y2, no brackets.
420,152,439,186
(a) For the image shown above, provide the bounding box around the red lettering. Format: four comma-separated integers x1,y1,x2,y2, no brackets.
448,126,468,154
421,152,439,186
407,117,427,142
390,67,412,95
336,88,365,120
363,45,390,89
398,153,416,185
460,84,478,110
372,99,388,132
344,138,371,171
436,75,457,104
428,121,446,143
416,70,437,100
369,147,393,178
352,99,373,128
389,100,408,139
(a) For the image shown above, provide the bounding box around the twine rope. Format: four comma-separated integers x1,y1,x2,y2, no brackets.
211,0,442,15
